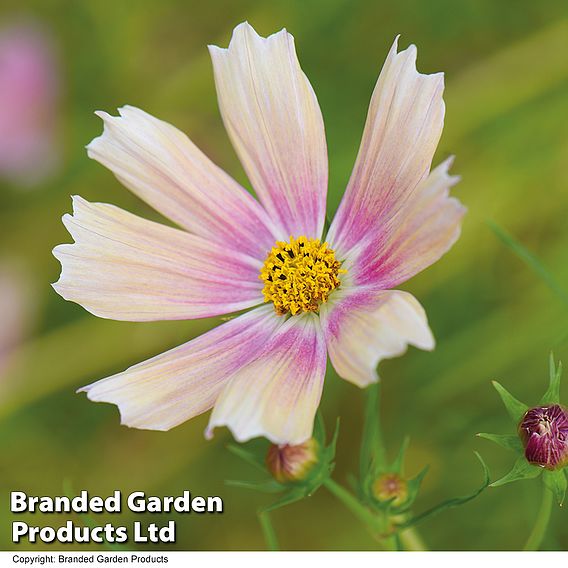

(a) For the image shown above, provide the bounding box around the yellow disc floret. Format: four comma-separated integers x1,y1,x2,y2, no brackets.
260,236,345,316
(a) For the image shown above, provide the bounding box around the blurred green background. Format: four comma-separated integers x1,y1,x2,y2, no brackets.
1,0,567,551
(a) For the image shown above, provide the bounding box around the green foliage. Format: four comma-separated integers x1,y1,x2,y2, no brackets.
487,222,568,308
543,470,567,507
490,457,543,487
476,433,523,453
396,453,490,531
491,381,529,423
540,353,563,405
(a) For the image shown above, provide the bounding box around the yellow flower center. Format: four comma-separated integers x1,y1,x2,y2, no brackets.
260,236,345,316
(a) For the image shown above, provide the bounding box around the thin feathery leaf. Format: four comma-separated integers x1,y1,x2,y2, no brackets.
225,479,284,494
477,432,523,452
488,221,568,307
543,470,567,506
392,436,410,473
490,456,542,487
540,354,562,404
396,453,490,530
261,488,307,513
360,382,386,480
227,444,266,473
492,381,529,422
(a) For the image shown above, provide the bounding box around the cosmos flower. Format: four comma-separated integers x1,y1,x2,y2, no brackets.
53,23,465,444
0,22,60,186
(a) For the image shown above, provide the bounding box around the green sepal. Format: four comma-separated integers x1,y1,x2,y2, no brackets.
492,381,529,423
359,382,386,481
477,432,523,453
395,452,490,531
543,469,567,506
394,466,430,514
391,436,410,474
225,479,284,493
490,456,543,487
226,443,266,473
540,353,562,405
260,488,307,513
323,417,340,464
313,412,327,445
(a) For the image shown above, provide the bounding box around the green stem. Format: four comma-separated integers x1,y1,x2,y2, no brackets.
323,478,381,531
323,478,400,550
258,510,279,551
399,527,427,551
523,486,553,551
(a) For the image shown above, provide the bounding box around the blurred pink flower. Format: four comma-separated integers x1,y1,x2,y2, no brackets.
0,22,60,186
54,23,465,444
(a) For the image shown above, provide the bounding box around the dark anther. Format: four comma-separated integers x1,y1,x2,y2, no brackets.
279,274,287,280
276,253,285,262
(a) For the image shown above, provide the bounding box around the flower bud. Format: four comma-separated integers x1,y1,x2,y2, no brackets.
266,439,318,483
518,404,568,470
372,473,408,507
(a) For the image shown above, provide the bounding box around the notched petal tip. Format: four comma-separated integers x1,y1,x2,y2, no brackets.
207,44,224,55
214,21,293,53
77,383,172,432
93,109,113,124
392,38,444,84
421,332,436,352
442,154,456,168
204,425,214,440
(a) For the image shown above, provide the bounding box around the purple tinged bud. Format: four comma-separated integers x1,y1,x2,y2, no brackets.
266,439,319,483
518,404,568,470
372,473,408,507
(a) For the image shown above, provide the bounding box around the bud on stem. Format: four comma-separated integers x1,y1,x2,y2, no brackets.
372,473,408,507
266,439,319,483
518,404,568,470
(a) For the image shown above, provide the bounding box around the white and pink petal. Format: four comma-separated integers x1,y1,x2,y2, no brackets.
328,36,445,259
344,157,466,289
320,288,434,388
79,305,284,431
209,22,328,240
87,105,277,259
207,311,327,445
53,196,263,321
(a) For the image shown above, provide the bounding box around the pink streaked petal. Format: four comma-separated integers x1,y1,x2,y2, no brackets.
53,196,264,321
209,22,327,240
328,36,445,258
86,105,277,259
206,312,327,445
78,305,284,431
345,157,466,288
320,288,434,388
